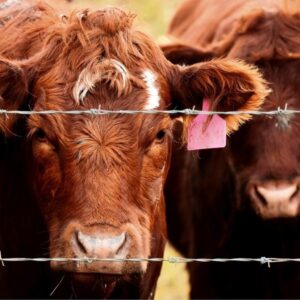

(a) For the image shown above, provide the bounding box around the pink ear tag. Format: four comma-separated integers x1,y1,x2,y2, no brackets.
187,99,226,151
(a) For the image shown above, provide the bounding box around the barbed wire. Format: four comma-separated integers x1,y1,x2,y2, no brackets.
0,107,297,270
0,107,298,116
2,254,300,268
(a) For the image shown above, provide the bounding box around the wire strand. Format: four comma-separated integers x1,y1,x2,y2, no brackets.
0,108,298,116
1,256,300,268
0,107,297,269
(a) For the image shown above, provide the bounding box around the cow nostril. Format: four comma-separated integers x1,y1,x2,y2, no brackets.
254,186,268,205
253,184,299,205
75,231,88,254
291,186,299,200
115,233,127,254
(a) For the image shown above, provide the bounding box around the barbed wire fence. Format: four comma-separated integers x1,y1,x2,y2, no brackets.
2,253,300,268
0,106,299,269
0,106,297,116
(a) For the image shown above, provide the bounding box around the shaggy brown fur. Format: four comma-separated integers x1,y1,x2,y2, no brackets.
0,0,268,298
164,0,300,298
169,0,300,61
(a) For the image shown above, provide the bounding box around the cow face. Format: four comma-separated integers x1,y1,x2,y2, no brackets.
228,60,300,219
162,43,300,220
0,8,267,278
26,62,174,276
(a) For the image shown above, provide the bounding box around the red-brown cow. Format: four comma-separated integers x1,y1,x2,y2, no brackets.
163,0,300,298
0,1,267,298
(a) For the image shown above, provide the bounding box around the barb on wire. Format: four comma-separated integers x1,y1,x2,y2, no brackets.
260,257,271,268
1,256,300,266
0,108,298,116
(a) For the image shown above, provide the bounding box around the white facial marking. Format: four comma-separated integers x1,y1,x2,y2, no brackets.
142,70,161,110
0,0,20,9
73,59,129,103
73,68,96,103
110,59,128,90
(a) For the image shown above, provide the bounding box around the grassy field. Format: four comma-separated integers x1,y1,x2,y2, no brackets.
49,0,190,299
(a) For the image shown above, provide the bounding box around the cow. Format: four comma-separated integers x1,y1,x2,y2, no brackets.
0,0,268,298
163,0,300,298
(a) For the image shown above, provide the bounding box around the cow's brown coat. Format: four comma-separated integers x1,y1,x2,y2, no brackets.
164,0,300,298
0,0,267,298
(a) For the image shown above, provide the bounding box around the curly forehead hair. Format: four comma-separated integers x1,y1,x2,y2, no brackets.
0,2,171,73
0,1,173,110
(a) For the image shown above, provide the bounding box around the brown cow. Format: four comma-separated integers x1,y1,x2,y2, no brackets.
163,0,300,298
0,0,267,298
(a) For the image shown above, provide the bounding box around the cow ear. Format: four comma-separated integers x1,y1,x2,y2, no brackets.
174,58,270,133
161,42,213,65
0,58,29,136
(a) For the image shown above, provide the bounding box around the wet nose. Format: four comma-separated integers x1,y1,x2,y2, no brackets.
74,230,127,258
255,183,298,204
52,224,148,274
249,180,300,218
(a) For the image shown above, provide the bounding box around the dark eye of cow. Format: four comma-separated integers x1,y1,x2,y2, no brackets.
35,128,47,141
156,130,166,142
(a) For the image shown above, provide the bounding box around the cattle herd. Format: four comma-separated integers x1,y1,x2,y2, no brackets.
0,0,299,298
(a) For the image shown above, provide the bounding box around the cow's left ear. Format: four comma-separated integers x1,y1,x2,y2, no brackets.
0,58,29,136
172,58,270,133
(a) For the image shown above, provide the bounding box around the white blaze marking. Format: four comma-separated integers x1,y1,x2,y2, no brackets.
142,70,160,110
0,0,20,10
111,59,128,89
73,68,96,103
73,59,129,103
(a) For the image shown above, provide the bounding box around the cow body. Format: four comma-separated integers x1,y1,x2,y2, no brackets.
164,0,300,298
0,0,268,298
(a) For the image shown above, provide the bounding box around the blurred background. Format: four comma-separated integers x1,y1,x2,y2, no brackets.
67,0,181,38
48,0,189,299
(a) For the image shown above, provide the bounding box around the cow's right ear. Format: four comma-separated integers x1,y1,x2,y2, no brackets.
0,58,29,136
170,58,269,135
161,42,213,65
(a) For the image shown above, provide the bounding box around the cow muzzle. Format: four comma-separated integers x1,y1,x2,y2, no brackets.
248,179,300,218
51,223,149,275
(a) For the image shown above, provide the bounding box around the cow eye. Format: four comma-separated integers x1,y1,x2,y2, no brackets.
35,128,47,141
156,129,166,142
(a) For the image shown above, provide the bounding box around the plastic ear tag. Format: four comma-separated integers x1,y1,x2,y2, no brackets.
187,99,226,151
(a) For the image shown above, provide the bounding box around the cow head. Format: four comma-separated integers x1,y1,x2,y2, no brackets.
162,40,300,220
0,6,267,287
228,60,300,219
